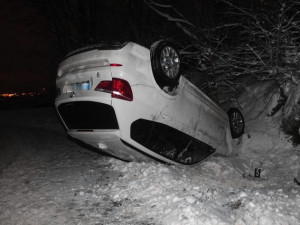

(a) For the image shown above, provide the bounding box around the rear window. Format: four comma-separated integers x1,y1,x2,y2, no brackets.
57,101,119,130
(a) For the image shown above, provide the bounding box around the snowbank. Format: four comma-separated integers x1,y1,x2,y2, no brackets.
0,79,299,225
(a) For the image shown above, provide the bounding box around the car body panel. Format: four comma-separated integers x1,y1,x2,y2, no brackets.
55,42,235,165
68,130,154,162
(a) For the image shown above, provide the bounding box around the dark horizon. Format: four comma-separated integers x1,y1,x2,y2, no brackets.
0,0,59,93
0,0,298,95
0,0,218,93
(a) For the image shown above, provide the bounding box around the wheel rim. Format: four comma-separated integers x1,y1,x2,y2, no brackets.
160,46,180,79
231,111,244,134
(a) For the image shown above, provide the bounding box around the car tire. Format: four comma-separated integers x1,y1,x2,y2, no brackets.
228,108,245,139
150,40,181,88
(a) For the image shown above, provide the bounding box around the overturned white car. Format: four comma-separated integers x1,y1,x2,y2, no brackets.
55,40,244,165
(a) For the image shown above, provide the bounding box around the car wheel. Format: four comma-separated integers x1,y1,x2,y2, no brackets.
150,40,181,88
228,108,244,139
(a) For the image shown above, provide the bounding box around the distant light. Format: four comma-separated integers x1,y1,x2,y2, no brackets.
0,88,48,98
0,93,16,98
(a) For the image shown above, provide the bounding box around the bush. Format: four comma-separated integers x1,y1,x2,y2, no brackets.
281,103,300,146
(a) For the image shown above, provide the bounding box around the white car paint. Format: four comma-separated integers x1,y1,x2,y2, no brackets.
55,42,236,165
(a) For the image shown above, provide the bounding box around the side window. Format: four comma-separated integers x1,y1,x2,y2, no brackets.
131,119,215,165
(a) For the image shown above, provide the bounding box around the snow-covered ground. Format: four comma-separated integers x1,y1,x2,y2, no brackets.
0,81,299,225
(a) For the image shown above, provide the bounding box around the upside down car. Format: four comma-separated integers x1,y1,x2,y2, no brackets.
55,40,244,165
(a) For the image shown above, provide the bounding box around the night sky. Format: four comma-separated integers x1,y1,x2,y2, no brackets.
0,0,289,94
0,0,213,93
0,0,59,93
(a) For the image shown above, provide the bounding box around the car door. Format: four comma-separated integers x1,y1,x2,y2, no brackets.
157,77,228,150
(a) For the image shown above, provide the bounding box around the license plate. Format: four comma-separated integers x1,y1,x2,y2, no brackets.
67,81,90,92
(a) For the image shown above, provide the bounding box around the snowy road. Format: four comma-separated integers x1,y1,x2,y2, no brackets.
0,107,299,225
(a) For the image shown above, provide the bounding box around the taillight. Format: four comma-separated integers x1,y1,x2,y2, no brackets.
111,78,133,101
110,63,122,67
95,80,112,93
95,78,133,101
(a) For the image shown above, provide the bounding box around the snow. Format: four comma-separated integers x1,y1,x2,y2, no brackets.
0,81,300,224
